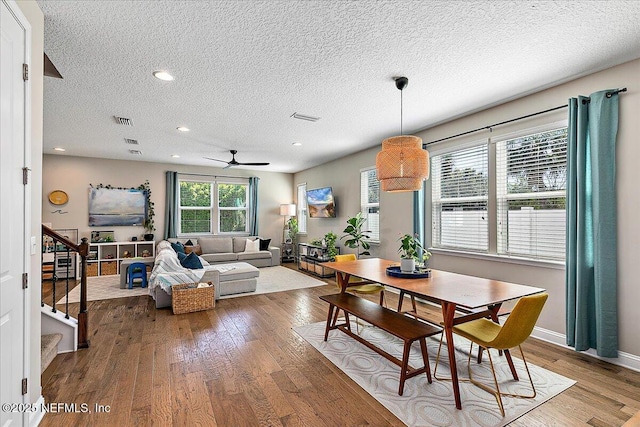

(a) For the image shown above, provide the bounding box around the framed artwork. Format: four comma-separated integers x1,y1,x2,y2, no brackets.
88,188,147,226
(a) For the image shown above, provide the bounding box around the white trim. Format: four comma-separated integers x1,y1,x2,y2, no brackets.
427,137,487,156
428,247,565,270
29,395,45,427
531,326,640,373
488,120,568,144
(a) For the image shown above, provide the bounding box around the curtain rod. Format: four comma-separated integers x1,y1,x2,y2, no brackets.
581,87,627,104
425,87,627,146
424,104,567,146
176,171,258,180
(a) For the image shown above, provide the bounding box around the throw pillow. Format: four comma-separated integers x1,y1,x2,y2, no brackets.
177,251,188,262
171,241,185,254
180,252,203,269
184,244,202,255
244,238,260,253
185,239,194,246
259,238,271,251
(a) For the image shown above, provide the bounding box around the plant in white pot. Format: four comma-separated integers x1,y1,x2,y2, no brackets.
397,234,425,273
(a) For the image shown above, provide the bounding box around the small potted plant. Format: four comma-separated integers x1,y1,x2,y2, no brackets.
323,231,338,261
341,212,371,259
397,233,424,273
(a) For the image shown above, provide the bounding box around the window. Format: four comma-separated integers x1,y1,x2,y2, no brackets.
430,123,567,262
361,168,380,242
431,144,488,251
178,177,249,235
297,183,307,233
496,127,567,260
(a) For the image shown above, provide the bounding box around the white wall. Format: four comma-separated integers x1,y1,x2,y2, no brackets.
16,0,44,406
295,58,640,360
42,155,293,245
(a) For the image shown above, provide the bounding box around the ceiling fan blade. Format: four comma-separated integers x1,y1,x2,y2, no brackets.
204,157,229,164
237,162,270,166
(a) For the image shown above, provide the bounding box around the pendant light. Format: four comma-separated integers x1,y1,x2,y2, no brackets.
376,77,429,192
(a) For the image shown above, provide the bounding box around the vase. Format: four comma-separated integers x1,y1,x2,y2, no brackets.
143,233,154,241
400,258,415,273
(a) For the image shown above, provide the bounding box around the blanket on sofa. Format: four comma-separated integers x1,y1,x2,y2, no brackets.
149,242,237,295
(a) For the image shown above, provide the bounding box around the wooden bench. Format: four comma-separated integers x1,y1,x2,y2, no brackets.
320,293,442,395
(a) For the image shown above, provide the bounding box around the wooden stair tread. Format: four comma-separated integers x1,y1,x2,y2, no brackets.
41,333,63,374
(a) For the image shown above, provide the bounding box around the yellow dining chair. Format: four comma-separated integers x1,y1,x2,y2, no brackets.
438,292,548,416
333,254,386,306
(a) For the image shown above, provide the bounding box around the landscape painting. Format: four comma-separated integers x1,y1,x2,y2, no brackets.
89,188,147,226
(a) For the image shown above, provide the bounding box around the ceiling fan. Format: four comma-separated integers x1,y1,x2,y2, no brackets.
204,150,270,169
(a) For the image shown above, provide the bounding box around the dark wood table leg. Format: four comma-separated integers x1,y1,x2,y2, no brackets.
442,302,462,410
324,304,335,341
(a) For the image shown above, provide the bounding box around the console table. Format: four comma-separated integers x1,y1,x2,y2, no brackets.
297,243,340,278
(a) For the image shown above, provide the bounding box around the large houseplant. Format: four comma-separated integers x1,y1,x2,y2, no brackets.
341,212,371,259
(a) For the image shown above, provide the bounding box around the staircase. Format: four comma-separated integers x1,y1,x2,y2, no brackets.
41,333,62,373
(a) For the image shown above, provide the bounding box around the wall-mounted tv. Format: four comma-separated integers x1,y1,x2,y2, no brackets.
307,186,336,218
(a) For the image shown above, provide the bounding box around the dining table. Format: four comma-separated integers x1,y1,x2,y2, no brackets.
321,257,546,410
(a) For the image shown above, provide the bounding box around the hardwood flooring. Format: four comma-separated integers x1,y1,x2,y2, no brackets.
40,265,640,426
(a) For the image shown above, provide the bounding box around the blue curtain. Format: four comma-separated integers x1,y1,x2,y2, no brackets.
566,90,619,358
248,177,259,236
164,171,179,239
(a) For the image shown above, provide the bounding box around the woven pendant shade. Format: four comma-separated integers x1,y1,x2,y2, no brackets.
376,135,429,192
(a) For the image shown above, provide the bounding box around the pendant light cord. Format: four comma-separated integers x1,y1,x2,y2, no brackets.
400,89,403,136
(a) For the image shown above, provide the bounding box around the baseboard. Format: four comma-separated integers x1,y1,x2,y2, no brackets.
532,326,640,373
29,395,45,427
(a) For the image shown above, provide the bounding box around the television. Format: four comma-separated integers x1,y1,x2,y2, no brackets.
307,187,336,218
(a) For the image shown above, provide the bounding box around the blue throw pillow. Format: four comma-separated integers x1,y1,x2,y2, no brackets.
259,238,271,251
171,241,186,254
177,252,187,262
180,252,203,269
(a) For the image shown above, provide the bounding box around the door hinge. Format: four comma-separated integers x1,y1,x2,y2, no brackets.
22,167,29,185
22,378,27,395
23,64,29,81
22,272,28,289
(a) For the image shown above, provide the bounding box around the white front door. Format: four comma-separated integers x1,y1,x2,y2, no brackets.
0,1,27,426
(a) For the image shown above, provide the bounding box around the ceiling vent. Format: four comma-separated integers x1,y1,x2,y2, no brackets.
124,138,138,145
114,116,134,126
290,112,320,122
128,149,142,155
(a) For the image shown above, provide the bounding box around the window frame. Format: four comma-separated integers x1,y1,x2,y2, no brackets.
361,167,380,244
177,175,250,236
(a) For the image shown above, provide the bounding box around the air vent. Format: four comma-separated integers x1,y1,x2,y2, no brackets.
290,112,320,122
124,138,138,145
128,149,142,155
114,116,134,126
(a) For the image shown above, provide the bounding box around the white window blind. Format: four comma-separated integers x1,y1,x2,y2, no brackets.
496,127,567,261
432,144,488,251
297,183,307,233
361,168,380,242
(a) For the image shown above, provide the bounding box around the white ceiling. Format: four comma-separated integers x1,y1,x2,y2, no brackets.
37,0,640,173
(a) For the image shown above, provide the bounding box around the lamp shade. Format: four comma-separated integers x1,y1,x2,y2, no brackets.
376,135,429,192
280,203,296,216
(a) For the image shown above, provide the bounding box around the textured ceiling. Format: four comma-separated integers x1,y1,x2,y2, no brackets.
37,0,640,173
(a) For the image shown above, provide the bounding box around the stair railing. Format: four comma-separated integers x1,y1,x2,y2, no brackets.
42,225,90,348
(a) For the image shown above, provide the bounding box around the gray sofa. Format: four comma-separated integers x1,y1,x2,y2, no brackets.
169,236,280,268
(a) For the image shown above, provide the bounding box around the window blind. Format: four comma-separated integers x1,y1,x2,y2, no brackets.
361,168,380,242
496,127,567,260
432,144,488,251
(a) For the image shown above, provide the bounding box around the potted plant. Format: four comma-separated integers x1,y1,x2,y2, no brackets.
323,231,338,261
287,217,299,256
341,212,371,259
397,233,426,273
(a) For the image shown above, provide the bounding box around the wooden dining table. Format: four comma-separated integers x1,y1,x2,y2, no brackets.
321,257,546,410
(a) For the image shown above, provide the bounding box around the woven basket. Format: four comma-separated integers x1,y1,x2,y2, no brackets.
171,282,215,314
101,261,117,276
86,263,98,277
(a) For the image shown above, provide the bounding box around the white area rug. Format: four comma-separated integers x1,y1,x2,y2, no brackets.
60,266,327,304
294,321,575,427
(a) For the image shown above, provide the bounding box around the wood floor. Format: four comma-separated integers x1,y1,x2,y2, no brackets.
40,266,640,426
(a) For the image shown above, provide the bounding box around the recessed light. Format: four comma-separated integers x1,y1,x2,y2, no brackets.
153,70,174,81
171,154,180,158
53,147,66,152
292,142,302,146
176,126,190,132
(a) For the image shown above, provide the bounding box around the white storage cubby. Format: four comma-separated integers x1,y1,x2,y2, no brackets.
85,241,155,276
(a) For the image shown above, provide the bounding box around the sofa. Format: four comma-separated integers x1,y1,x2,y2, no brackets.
169,236,280,268
150,237,278,309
